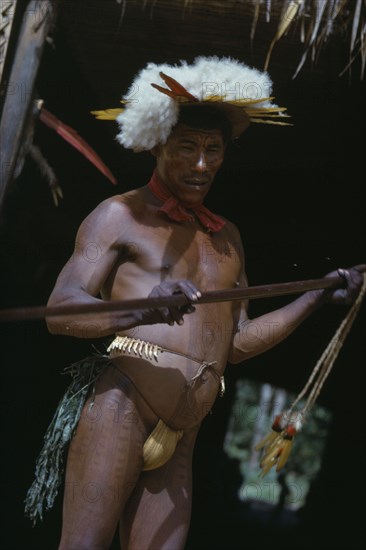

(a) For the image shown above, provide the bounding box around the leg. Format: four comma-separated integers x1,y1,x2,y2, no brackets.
121,427,200,550
59,365,158,550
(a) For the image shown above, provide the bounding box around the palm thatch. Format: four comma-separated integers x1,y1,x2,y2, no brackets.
259,0,366,80
118,0,365,79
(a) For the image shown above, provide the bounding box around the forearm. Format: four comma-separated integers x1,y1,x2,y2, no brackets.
46,293,139,339
230,290,322,363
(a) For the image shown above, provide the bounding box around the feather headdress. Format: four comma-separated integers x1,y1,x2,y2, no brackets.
92,56,291,152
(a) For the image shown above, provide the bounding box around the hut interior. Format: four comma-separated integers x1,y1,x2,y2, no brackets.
0,1,365,548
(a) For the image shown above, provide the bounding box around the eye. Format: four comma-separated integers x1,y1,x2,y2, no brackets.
180,141,195,149
206,146,223,156
179,143,196,152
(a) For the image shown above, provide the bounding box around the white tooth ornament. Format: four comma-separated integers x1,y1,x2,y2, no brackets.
144,342,149,359
153,344,159,360
127,339,134,353
138,340,144,357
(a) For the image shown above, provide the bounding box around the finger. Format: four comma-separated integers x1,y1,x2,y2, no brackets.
150,306,174,325
151,290,176,325
349,264,366,274
160,287,185,324
168,306,185,325
336,269,364,304
337,268,349,284
182,304,196,314
177,304,196,319
340,268,362,292
176,281,201,301
349,271,364,289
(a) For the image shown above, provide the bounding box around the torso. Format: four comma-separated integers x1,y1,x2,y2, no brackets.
101,186,244,428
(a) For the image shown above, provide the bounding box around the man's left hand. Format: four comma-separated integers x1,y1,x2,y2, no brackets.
322,264,365,305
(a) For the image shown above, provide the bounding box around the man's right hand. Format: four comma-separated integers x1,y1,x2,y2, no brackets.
139,280,201,326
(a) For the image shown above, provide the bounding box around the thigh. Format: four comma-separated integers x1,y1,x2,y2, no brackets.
121,427,199,550
59,365,158,550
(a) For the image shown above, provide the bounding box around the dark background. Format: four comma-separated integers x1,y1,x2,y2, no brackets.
0,1,365,549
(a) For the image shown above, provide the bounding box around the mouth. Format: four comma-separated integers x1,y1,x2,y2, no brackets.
184,178,210,187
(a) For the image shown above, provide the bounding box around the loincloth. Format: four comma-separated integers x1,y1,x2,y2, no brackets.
108,335,225,469
24,337,225,524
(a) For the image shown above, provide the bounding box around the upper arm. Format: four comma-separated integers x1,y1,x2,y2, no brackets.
48,197,129,305
225,222,249,362
227,221,249,322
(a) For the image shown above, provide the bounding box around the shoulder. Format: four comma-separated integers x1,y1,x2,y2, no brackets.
74,189,149,248
83,188,148,225
220,217,243,243
219,218,246,266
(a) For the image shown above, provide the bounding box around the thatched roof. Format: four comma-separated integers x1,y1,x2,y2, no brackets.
112,0,366,80
42,0,363,120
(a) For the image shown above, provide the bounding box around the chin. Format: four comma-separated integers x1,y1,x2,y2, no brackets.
179,187,209,206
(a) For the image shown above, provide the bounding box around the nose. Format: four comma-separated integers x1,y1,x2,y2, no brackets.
195,152,207,172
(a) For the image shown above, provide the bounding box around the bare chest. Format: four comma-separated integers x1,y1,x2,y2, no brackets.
119,222,242,292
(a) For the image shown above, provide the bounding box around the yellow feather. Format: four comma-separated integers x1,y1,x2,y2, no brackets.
247,110,288,114
90,108,124,120
225,97,275,106
249,119,293,126
254,430,278,452
260,439,283,468
276,439,293,471
259,461,275,478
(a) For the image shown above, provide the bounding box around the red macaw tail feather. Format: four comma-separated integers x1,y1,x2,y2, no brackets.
151,72,198,103
39,108,117,185
150,83,179,99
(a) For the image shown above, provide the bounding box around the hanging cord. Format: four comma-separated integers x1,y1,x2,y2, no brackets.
255,273,366,475
289,272,366,418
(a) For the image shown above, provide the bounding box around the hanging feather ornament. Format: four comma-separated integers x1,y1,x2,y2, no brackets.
255,411,302,476
255,272,366,476
39,107,117,185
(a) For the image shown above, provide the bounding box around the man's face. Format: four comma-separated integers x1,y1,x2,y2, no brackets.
153,123,225,208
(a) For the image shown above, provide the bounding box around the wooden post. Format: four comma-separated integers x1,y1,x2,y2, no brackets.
0,0,18,82
0,0,57,209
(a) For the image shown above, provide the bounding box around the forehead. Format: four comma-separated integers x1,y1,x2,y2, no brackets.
168,123,224,143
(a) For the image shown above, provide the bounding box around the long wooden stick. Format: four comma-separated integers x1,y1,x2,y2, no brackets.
0,275,343,323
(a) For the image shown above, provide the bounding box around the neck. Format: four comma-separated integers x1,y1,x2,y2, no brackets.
152,169,203,209
147,170,226,233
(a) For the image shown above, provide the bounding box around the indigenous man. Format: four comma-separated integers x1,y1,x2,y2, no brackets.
26,57,364,549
